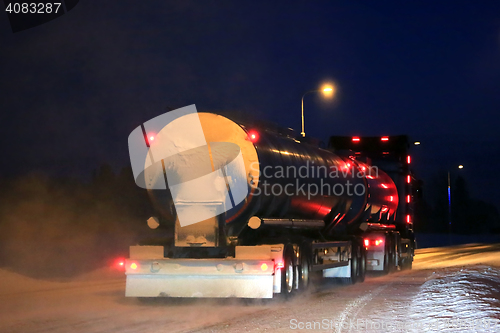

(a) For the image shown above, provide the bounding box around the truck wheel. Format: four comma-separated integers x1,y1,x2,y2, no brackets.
401,257,413,270
357,241,366,283
349,242,359,284
389,235,397,273
398,254,405,270
382,237,390,275
281,245,295,297
298,243,311,291
400,258,407,270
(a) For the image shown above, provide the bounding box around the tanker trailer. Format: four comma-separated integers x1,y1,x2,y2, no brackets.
125,106,415,298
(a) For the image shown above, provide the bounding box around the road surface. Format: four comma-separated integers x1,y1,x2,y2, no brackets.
1,243,500,333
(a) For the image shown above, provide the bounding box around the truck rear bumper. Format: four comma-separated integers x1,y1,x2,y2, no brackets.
125,258,275,298
126,274,274,298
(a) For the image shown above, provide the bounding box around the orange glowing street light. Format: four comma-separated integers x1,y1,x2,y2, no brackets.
301,84,336,137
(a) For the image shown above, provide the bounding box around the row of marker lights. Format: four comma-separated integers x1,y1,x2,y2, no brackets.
351,137,388,142
351,136,389,142
351,137,411,164
407,172,411,224
352,137,421,146
120,260,274,272
352,137,412,223
305,135,414,226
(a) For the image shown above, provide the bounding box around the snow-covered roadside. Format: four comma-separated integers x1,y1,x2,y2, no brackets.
0,266,124,295
407,266,500,332
413,243,500,270
329,266,500,333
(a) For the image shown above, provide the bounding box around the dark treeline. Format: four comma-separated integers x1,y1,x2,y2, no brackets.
0,165,155,279
414,172,500,235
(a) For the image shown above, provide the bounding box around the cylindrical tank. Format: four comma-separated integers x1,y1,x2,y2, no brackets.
147,112,398,238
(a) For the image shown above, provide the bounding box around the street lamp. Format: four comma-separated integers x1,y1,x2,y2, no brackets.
301,84,335,137
448,165,464,244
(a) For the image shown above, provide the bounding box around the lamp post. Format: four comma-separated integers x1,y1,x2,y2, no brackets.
448,165,464,245
301,85,334,137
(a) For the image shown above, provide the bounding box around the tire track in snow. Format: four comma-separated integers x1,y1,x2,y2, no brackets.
334,285,388,333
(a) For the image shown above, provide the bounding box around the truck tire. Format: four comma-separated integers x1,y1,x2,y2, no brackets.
357,241,366,283
389,234,397,273
401,257,413,270
298,243,312,291
382,237,390,275
349,241,359,284
281,244,296,297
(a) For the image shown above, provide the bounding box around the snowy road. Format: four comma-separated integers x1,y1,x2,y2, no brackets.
1,243,500,333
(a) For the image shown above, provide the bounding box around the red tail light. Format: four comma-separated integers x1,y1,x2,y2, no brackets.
365,239,385,247
113,258,126,270
352,137,360,142
275,261,284,270
146,133,156,146
381,136,389,142
248,130,259,142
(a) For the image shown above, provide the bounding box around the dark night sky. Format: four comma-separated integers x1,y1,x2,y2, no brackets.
1,1,500,209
